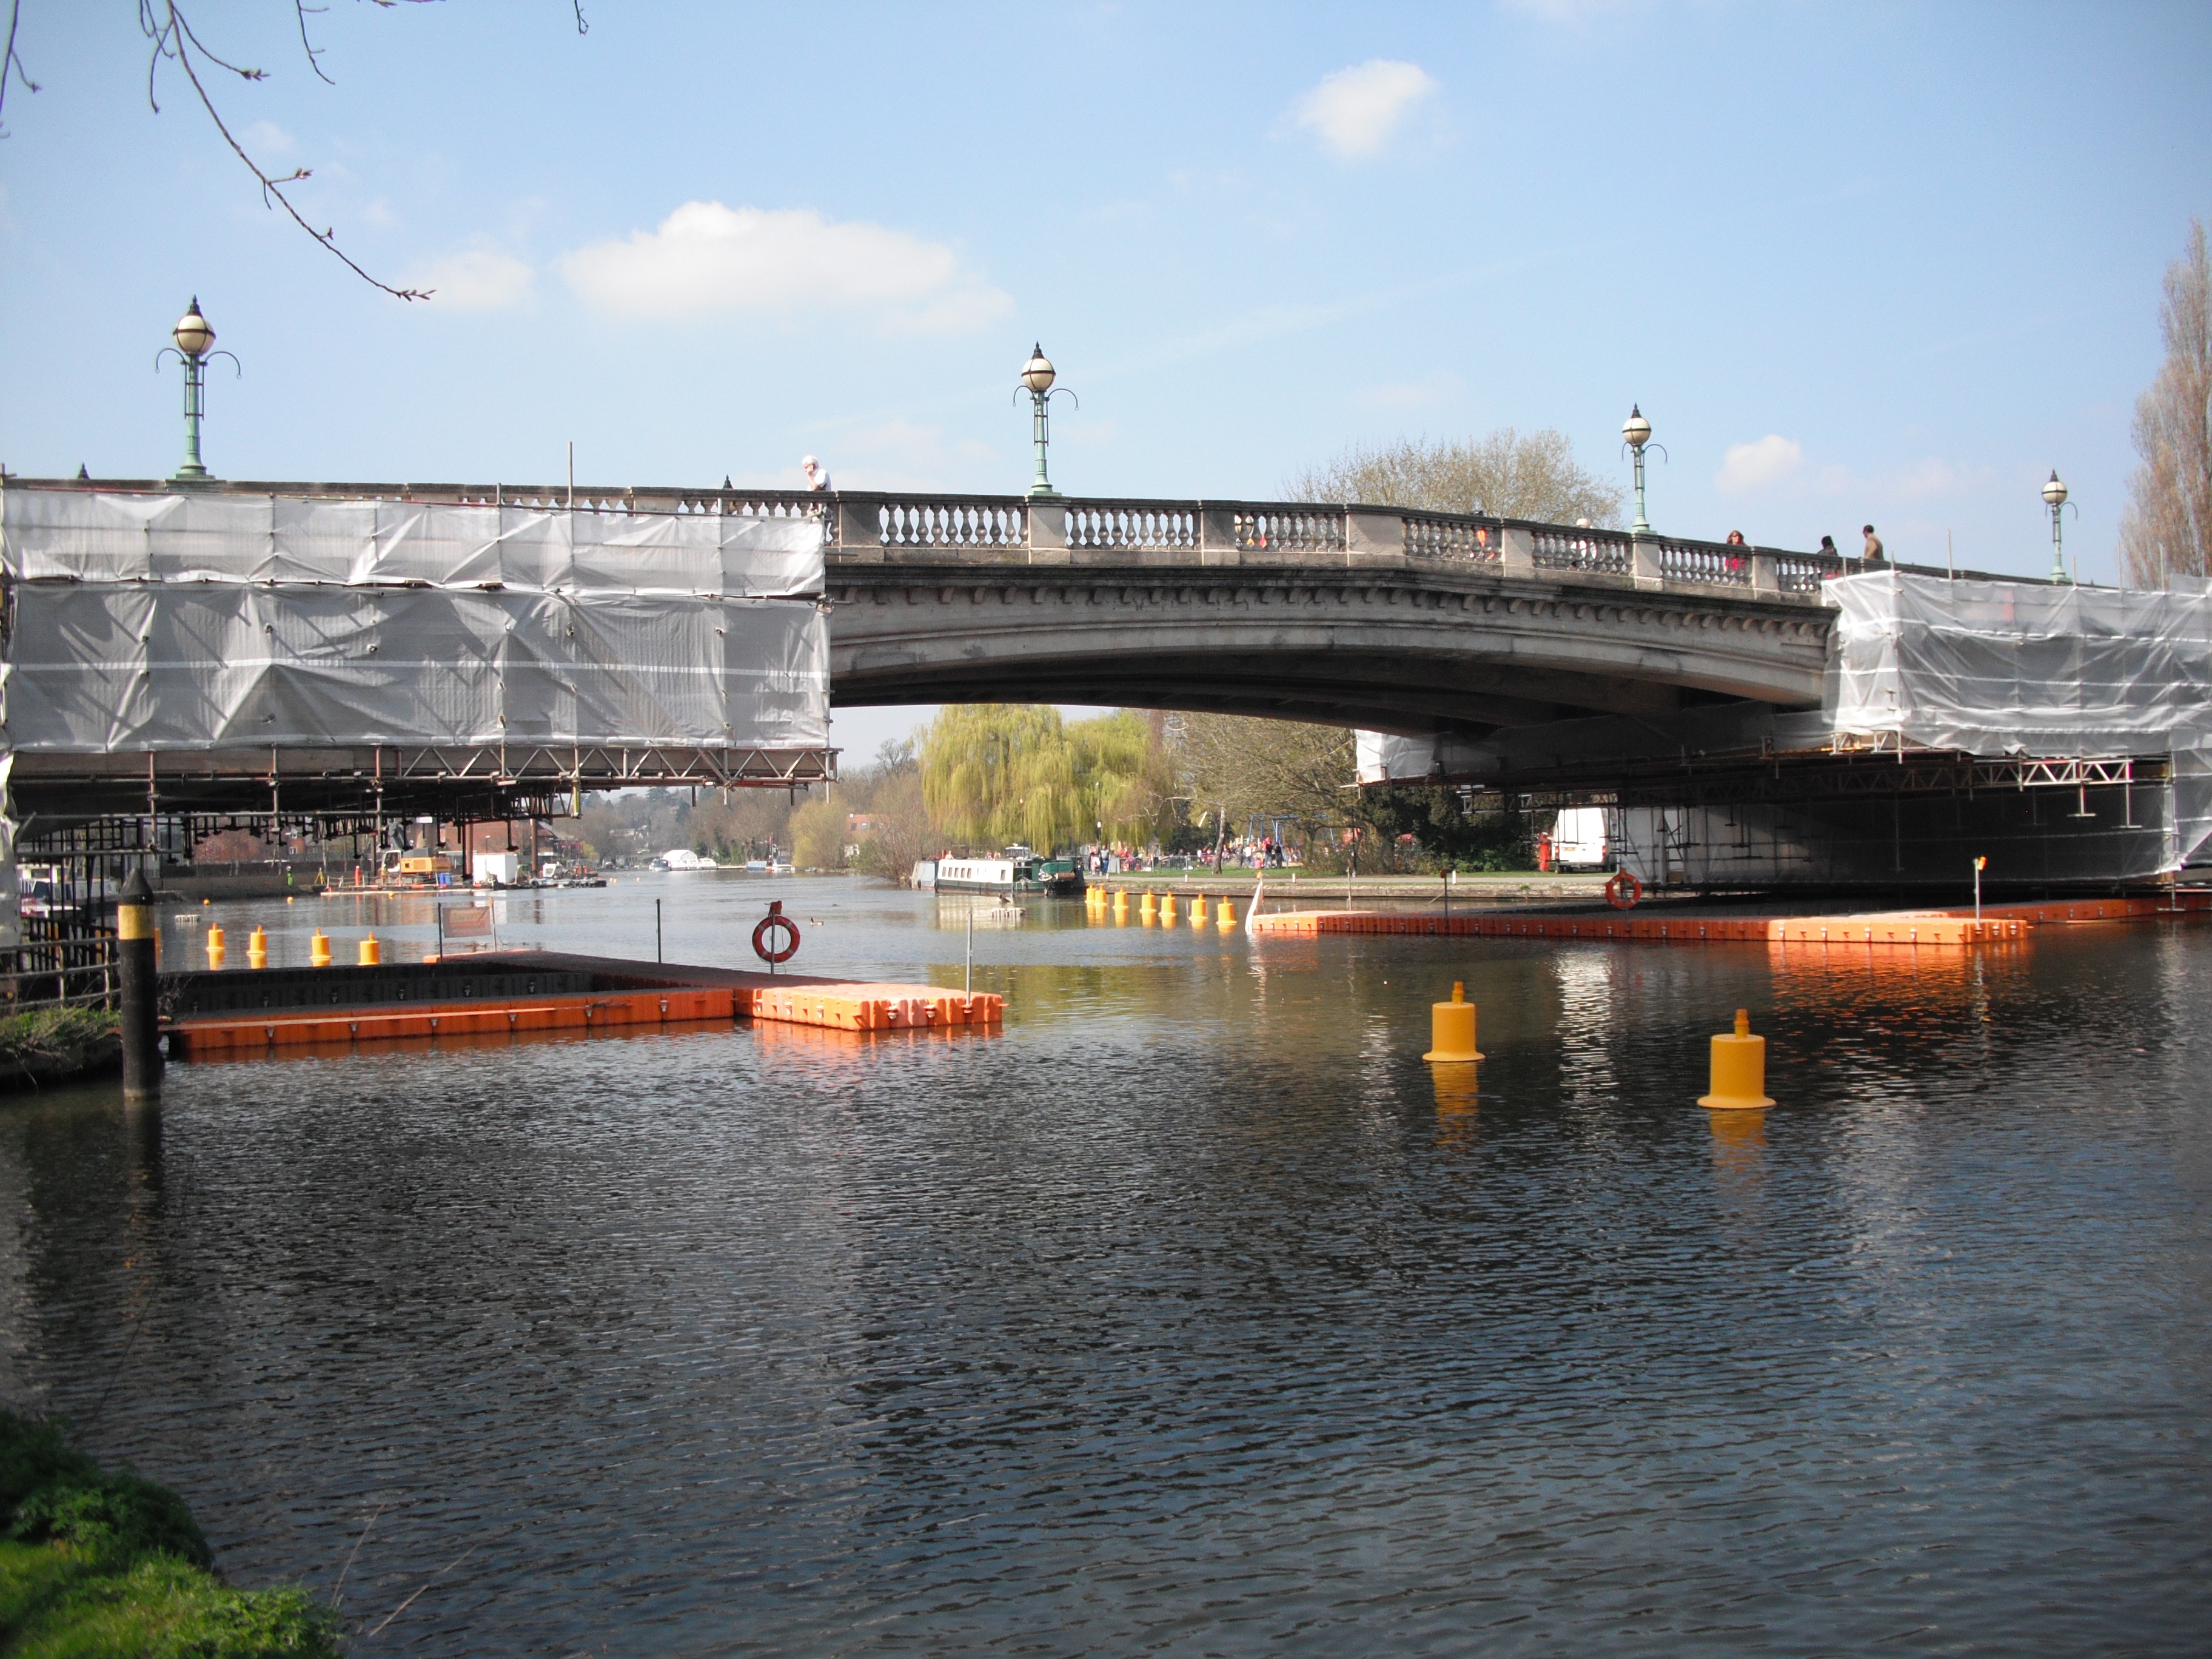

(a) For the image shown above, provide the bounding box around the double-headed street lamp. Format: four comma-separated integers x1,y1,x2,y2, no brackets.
1621,404,1664,538
2042,469,2076,584
1017,343,1076,498
155,298,239,483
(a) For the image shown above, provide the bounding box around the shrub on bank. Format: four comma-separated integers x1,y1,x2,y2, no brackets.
0,1411,338,1657
0,1007,123,1087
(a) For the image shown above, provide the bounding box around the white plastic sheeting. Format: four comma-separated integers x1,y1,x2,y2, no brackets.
0,489,823,597
0,488,829,753
1826,571,2212,756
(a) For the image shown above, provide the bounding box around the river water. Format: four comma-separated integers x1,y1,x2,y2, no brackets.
2,876,2208,1654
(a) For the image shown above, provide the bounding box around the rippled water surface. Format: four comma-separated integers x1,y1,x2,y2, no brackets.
4,877,2209,1654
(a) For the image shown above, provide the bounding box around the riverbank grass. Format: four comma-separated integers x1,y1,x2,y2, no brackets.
0,1412,338,1657
0,1007,122,1088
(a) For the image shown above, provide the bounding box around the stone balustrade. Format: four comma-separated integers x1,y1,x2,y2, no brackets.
13,476,2008,595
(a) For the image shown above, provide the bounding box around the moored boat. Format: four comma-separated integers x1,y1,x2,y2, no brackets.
927,849,1084,896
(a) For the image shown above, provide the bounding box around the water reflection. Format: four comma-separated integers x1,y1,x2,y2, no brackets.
6,898,2211,1654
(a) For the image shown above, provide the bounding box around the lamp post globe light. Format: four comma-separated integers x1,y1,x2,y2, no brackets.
2042,469,2073,584
1621,404,1658,539
1016,343,1076,498
155,298,239,483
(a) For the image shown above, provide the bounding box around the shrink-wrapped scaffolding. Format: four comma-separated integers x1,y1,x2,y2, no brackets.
0,488,830,754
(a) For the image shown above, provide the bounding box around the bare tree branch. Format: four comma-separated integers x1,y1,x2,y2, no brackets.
294,1,335,87
0,0,42,137
139,1,431,301
2120,218,2212,587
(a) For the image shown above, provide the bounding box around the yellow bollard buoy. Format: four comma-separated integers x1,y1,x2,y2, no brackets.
247,925,268,970
1698,1009,1774,1108
358,933,381,967
1423,981,1484,1062
1216,899,1236,928
1191,896,1208,928
1139,890,1158,924
1161,893,1178,923
310,929,332,968
204,922,226,970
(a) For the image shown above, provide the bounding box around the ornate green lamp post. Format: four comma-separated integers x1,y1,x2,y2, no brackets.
1017,343,1076,498
2042,470,2075,584
156,298,237,483
1621,404,1659,538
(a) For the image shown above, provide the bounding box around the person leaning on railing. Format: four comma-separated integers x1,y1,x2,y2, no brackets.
1862,523,1886,565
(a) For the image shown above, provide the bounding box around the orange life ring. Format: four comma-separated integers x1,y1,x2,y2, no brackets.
752,911,802,964
1605,870,1643,910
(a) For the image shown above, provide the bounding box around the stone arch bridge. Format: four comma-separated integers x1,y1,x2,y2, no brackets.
822,494,1872,737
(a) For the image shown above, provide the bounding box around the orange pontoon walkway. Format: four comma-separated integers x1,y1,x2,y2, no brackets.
164,948,1001,1057
1245,891,2210,949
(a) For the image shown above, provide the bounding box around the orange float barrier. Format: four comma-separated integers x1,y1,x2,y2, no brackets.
1246,890,2207,950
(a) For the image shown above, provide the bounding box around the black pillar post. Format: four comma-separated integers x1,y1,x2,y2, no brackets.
117,867,162,1104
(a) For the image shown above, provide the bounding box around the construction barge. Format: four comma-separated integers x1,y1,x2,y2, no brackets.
161,948,1002,1058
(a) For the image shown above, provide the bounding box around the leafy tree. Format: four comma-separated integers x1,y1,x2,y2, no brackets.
851,769,934,882
1178,716,1354,853
1352,785,1529,873
2120,218,2212,587
1284,428,1624,525
920,705,1150,853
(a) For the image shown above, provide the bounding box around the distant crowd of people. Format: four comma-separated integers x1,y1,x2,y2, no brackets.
1082,837,1297,876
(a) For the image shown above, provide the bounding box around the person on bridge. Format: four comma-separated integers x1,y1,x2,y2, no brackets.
1863,524,1886,564
1819,534,1840,558
803,455,833,491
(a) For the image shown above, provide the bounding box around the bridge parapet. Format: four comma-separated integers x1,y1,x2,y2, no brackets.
14,476,2006,599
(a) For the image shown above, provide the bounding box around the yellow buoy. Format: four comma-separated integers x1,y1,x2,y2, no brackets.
1216,899,1237,928
247,925,268,970
1161,893,1178,923
1423,981,1484,1062
310,929,332,968
1698,1009,1774,1109
204,923,226,970
358,933,382,967
1191,897,1208,928
1139,890,1158,923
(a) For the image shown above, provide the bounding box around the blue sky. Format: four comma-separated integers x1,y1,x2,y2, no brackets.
2,2,2207,757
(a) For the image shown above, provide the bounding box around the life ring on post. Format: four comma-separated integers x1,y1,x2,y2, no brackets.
752,901,802,964
1605,870,1643,911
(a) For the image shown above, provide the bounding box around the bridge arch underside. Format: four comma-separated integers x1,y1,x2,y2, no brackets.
828,568,1832,736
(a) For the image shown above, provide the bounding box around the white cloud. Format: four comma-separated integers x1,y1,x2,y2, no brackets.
558,201,1011,332
410,250,535,311
1291,60,1436,158
242,119,293,155
1715,434,1803,495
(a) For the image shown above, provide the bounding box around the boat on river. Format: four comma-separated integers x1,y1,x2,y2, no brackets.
913,849,1084,896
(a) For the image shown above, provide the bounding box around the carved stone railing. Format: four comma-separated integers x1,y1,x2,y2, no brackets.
1065,500,1200,552
16,476,2029,596
1527,523,1634,576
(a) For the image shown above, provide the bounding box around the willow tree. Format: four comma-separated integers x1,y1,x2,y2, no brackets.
2120,219,2212,587
1285,429,1624,525
921,705,1151,853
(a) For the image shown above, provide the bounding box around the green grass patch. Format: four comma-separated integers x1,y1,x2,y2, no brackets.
0,1412,338,1657
0,1007,121,1068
